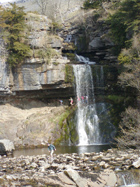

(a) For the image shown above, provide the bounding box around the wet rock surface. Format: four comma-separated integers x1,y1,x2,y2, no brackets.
0,148,140,186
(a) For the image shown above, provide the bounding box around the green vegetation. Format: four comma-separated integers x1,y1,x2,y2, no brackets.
118,53,132,64
51,21,63,34
65,64,74,83
37,48,58,64
65,53,76,61
107,0,140,148
107,95,125,104
63,42,77,51
83,0,140,148
83,0,104,9
107,0,140,56
0,3,31,66
108,12,128,55
54,107,78,145
84,0,140,58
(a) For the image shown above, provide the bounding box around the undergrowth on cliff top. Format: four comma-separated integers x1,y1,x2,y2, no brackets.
108,0,140,56
0,3,31,66
37,48,59,64
84,0,140,59
83,0,105,9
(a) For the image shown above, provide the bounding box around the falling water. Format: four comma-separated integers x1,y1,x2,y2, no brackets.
76,54,96,65
73,63,101,145
117,170,140,187
95,66,116,143
73,55,116,145
96,66,104,87
122,175,127,186
95,66,107,119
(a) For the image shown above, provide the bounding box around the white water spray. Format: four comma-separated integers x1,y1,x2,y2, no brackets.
73,55,116,145
73,61,101,145
76,54,96,65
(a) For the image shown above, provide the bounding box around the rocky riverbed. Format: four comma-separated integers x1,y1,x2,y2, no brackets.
0,148,140,186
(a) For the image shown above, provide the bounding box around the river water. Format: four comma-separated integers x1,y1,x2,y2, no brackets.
13,144,112,157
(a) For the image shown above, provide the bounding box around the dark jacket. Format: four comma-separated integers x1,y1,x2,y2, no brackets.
48,144,56,151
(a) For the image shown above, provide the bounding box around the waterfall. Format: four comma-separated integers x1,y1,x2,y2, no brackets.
117,170,140,187
73,54,116,145
76,54,96,65
95,66,116,143
96,66,104,87
73,58,101,145
122,175,127,186
96,66,107,117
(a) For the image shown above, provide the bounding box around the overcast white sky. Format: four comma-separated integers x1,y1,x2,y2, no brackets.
0,0,15,3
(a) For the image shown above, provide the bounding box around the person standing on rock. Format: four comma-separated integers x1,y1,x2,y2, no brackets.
47,143,56,162
59,100,63,105
69,97,73,106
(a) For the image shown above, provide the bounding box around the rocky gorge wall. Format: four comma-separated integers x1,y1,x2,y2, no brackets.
0,3,136,149
60,7,117,63
0,12,77,148
0,13,74,102
0,2,131,101
0,2,139,187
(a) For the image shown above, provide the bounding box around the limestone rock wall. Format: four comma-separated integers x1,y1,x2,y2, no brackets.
11,57,68,91
0,38,10,94
0,58,10,93
0,13,73,99
0,3,119,99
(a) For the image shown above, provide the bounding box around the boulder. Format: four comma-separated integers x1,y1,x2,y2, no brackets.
0,139,15,155
58,172,76,187
89,37,105,49
64,169,88,187
51,37,63,49
99,169,117,187
133,158,140,168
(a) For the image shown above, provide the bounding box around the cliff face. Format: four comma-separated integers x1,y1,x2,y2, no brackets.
0,2,118,101
0,3,136,148
60,4,117,63
0,13,74,101
0,12,76,148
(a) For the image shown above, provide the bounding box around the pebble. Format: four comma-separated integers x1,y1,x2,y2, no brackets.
0,148,139,186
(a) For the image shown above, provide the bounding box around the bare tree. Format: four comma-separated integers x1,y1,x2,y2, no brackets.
117,46,140,149
57,0,64,24
67,0,71,11
33,0,85,23
116,107,140,148
34,0,48,15
51,1,58,20
118,61,140,92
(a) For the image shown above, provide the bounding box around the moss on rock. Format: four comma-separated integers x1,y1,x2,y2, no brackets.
65,64,74,83
54,106,78,145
